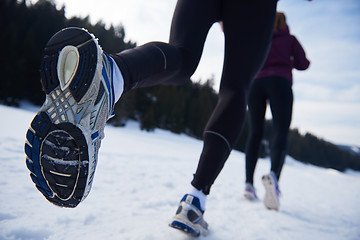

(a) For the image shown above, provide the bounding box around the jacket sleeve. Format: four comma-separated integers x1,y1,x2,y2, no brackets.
291,36,310,70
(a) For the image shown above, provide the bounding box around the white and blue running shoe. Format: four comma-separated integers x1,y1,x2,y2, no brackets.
24,27,115,207
169,194,209,237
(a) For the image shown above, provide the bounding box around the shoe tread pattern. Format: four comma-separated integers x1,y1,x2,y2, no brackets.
40,28,98,102
25,27,100,208
25,112,89,207
262,175,280,210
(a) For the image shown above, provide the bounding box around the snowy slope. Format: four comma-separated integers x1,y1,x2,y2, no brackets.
0,104,359,240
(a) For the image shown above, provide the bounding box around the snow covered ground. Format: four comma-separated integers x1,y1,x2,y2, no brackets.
1,103,359,240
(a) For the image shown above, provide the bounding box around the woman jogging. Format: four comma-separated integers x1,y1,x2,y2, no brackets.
25,0,310,237
243,12,310,211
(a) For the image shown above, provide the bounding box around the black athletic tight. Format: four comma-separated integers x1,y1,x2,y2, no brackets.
245,76,293,184
111,0,278,194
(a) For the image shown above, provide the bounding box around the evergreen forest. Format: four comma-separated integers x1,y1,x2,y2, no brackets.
1,0,359,172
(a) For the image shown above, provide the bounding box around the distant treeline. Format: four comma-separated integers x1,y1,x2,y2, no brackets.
112,84,360,172
0,0,135,105
2,0,359,172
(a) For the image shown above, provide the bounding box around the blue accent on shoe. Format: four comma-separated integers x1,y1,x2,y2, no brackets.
106,53,115,102
25,130,53,198
102,53,115,116
170,220,200,237
181,194,204,214
91,131,99,140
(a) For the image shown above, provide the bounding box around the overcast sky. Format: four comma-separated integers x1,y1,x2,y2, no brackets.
29,0,360,146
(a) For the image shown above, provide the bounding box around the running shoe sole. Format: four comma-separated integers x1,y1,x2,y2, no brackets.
170,219,201,237
25,27,103,208
262,174,280,210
